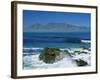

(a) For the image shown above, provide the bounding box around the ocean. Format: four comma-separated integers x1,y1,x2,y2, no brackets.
23,32,91,69
23,48,91,69
23,32,91,48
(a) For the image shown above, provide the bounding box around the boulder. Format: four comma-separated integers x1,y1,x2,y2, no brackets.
39,48,60,64
75,59,88,66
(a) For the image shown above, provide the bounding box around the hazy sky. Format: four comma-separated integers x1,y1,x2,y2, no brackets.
23,10,91,28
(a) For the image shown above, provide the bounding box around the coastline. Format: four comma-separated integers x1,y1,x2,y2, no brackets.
23,47,91,69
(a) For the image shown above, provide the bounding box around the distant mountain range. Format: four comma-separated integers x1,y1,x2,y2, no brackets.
24,23,90,32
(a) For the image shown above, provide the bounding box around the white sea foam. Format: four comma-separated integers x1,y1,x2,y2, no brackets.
23,54,77,69
23,48,91,69
81,40,91,43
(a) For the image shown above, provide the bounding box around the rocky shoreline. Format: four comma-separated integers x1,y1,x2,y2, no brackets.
23,48,91,69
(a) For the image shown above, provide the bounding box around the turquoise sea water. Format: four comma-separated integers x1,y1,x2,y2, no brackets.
23,32,90,48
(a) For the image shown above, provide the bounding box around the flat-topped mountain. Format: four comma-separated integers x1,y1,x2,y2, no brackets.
24,23,90,32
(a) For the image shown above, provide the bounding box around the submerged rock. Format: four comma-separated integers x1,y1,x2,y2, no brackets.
64,50,72,56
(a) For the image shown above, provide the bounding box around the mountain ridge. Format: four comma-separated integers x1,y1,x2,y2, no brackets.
24,23,90,32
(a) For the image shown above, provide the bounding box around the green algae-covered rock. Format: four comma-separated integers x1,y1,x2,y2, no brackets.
39,48,60,64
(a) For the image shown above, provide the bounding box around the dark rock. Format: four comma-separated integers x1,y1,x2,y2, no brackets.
75,59,88,66
39,48,60,64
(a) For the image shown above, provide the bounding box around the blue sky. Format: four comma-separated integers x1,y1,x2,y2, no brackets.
23,10,91,28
